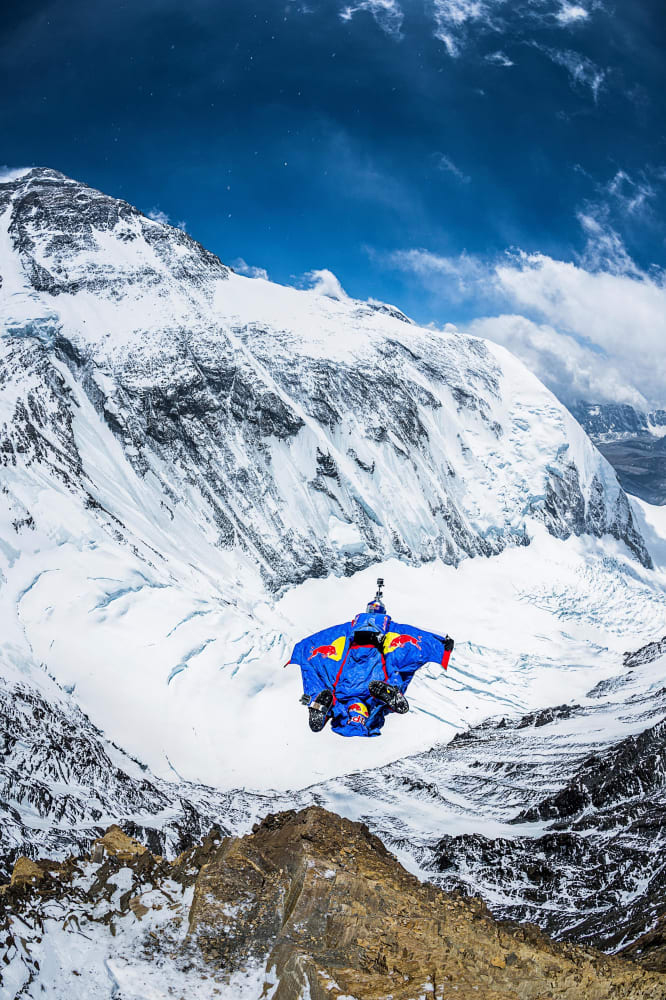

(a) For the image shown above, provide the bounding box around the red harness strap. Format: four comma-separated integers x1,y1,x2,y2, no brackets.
331,642,388,704
331,648,350,705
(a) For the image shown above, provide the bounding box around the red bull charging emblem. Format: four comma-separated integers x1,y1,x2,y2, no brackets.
308,636,346,661
309,643,336,659
386,633,422,651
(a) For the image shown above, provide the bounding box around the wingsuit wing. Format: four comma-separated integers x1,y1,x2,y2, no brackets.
289,623,352,699
383,623,451,687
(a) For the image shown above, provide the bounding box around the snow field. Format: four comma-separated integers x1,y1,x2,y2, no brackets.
16,521,666,793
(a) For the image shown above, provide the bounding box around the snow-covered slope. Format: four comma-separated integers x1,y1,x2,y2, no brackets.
1,169,665,960
1,168,649,591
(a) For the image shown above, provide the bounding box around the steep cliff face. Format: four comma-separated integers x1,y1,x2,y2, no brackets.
0,168,650,594
2,808,665,999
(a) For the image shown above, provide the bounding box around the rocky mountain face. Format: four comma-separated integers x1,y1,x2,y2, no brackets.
571,403,666,443
571,402,666,505
0,663,264,884
3,807,666,999
0,168,650,595
622,916,666,973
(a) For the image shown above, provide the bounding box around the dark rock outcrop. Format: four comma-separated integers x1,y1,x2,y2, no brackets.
3,808,666,998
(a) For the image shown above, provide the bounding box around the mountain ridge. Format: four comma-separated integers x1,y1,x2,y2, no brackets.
3,806,666,998
0,167,651,587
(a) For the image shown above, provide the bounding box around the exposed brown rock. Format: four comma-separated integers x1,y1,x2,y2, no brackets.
93,823,149,860
9,857,46,888
128,894,150,920
188,806,666,999
2,810,665,998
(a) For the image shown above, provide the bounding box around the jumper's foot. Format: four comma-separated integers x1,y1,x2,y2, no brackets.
308,689,334,732
369,680,409,714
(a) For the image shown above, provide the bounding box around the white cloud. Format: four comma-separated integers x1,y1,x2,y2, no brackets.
328,0,605,54
233,258,269,280
339,0,404,36
436,153,471,184
485,50,514,66
384,224,666,409
489,250,666,407
577,212,642,275
537,46,606,101
304,268,348,299
431,0,505,56
387,247,488,300
556,3,589,24
147,208,170,225
0,166,31,182
465,313,649,409
429,0,600,56
606,170,656,216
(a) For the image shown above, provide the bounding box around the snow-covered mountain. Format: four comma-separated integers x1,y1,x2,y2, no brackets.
1,168,665,965
1,168,648,589
571,402,666,505
571,402,666,443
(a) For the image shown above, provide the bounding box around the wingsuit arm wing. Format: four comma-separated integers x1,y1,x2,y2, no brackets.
288,624,351,700
442,635,455,670
385,623,454,683
417,629,454,670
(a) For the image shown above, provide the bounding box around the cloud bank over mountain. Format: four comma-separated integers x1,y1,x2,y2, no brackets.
386,221,666,412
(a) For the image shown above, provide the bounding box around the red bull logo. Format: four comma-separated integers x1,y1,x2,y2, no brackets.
309,644,336,660
386,633,421,651
348,702,369,725
308,636,346,661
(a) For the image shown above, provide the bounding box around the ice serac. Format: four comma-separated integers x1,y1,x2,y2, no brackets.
0,168,650,597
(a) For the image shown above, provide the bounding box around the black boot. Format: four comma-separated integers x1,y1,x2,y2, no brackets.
369,680,409,714
308,689,334,732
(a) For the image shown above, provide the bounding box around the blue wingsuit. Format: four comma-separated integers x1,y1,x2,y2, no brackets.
289,608,451,737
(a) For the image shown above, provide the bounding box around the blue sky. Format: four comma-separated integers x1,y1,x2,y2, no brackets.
2,0,666,407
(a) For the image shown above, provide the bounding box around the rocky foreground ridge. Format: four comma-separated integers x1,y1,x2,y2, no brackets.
2,807,666,999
